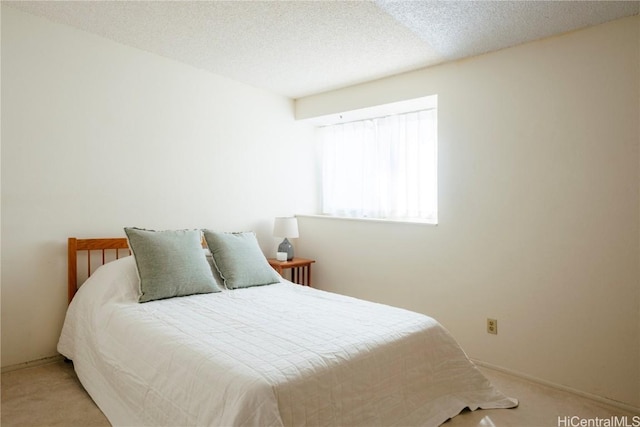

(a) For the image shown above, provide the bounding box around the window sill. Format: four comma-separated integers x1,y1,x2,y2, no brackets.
296,214,437,226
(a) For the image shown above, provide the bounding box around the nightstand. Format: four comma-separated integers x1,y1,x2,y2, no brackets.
268,257,316,287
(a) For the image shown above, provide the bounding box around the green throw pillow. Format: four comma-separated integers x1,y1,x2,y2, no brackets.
125,227,221,302
203,230,281,289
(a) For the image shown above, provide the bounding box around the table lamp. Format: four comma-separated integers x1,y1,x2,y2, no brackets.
273,217,299,261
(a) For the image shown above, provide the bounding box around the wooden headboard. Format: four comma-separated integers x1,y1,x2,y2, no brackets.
68,237,130,303
67,235,210,303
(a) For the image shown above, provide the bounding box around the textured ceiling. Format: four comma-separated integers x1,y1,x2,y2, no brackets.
6,1,639,99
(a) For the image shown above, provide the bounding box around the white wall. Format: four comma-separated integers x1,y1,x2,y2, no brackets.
297,17,640,409
1,6,316,367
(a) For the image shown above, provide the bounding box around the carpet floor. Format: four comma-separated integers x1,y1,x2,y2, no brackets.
1,359,637,426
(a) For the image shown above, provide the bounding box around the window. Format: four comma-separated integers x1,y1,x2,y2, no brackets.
319,104,437,224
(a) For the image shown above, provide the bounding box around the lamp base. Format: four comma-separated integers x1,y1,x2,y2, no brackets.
278,238,294,261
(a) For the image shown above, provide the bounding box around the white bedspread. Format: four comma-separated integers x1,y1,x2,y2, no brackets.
58,256,517,426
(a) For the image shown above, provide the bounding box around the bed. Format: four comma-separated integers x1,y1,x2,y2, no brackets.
58,229,518,426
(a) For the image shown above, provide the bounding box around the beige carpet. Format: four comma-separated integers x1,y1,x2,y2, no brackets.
2,359,109,426
1,359,637,426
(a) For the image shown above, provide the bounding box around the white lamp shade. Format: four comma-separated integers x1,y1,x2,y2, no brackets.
273,217,299,238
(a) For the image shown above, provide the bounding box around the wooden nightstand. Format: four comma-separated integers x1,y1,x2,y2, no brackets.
268,257,316,286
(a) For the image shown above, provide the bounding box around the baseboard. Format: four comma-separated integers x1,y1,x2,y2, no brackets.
472,358,640,415
1,355,64,373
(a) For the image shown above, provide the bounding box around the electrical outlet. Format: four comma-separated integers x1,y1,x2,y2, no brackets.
487,318,498,335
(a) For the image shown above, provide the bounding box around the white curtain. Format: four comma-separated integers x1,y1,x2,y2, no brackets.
320,109,437,223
